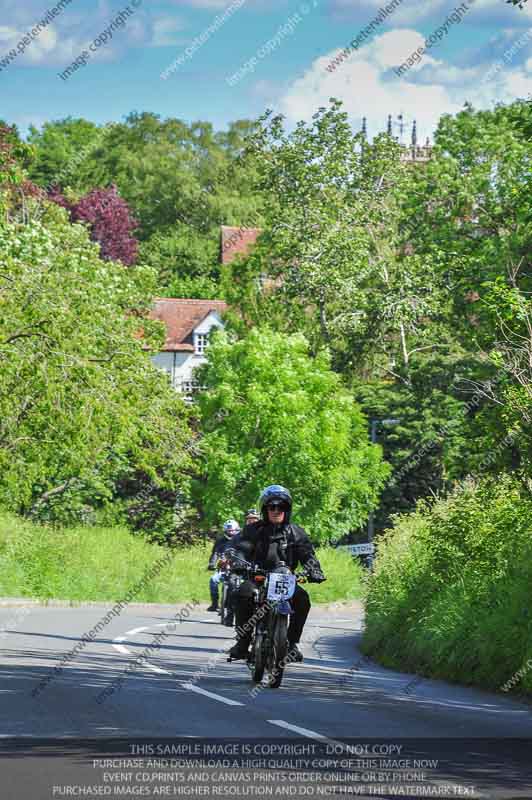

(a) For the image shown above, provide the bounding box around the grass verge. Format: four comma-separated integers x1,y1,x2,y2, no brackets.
0,513,364,605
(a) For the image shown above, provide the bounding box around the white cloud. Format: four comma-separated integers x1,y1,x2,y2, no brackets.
330,0,532,29
277,27,532,140
0,25,19,44
370,29,437,70
0,3,150,67
331,0,448,27
151,16,185,46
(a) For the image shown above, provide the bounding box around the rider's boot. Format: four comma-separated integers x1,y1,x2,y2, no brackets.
228,636,251,659
287,642,304,662
224,611,234,627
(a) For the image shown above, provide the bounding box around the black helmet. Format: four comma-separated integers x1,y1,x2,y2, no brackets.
259,485,292,523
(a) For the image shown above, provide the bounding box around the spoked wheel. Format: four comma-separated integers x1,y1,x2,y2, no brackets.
251,631,266,683
219,583,228,625
268,615,288,689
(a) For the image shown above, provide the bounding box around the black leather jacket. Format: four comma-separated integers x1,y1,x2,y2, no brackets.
229,520,326,582
207,534,234,570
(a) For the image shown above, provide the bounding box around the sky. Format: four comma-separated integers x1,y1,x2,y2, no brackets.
1,0,531,141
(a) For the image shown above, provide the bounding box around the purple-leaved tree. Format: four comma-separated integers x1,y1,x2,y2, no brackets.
49,184,139,266
71,185,139,266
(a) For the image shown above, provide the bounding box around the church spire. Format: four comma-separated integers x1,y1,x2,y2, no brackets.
361,116,367,140
387,114,392,136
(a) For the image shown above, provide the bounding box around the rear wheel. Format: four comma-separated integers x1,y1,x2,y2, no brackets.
268,614,288,689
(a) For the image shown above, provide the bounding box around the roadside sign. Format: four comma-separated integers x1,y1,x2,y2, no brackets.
337,543,375,556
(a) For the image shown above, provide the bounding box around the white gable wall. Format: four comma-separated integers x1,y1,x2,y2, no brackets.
151,310,225,395
194,310,224,337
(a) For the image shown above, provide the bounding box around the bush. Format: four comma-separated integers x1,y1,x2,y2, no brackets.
362,476,532,695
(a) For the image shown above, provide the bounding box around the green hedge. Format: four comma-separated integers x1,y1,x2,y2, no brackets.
0,514,364,605
362,477,532,695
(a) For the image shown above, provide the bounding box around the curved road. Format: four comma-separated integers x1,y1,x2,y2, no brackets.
1,600,532,798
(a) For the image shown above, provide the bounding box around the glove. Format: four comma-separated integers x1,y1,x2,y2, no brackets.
307,570,326,584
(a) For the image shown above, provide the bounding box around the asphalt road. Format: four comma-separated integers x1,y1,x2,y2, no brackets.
1,600,532,799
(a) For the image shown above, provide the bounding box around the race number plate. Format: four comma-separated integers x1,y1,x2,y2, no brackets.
267,572,297,601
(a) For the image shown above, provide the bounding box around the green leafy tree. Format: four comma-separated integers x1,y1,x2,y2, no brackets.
0,205,193,527
78,112,262,240
138,225,221,297
28,117,101,190
193,327,390,541
404,100,532,477
224,101,446,381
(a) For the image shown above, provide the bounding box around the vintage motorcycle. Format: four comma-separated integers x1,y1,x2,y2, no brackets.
217,557,243,627
228,557,305,688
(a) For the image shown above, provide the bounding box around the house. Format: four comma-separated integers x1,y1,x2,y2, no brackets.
220,224,283,293
149,298,226,399
149,228,261,400
220,224,261,265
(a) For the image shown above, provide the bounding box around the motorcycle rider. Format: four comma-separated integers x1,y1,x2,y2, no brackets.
207,519,240,612
228,485,326,662
245,508,260,525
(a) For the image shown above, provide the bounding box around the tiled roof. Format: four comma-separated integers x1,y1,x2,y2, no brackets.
149,298,227,352
220,225,261,265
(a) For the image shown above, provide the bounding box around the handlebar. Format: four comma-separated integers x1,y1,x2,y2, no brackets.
227,557,308,582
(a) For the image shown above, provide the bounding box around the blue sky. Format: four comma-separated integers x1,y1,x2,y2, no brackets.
1,0,531,141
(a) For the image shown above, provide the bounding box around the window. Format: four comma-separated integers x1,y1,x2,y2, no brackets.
181,380,204,402
195,333,209,355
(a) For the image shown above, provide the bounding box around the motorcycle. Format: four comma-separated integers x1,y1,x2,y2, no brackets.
217,557,242,627
228,557,305,689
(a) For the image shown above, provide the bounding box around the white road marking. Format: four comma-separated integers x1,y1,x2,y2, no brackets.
111,624,226,680
390,695,530,713
182,683,244,706
110,619,529,728
267,719,345,747
146,663,171,675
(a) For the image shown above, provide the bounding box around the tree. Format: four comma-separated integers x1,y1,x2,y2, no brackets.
223,100,532,530
0,124,41,223
27,112,264,295
79,112,262,241
27,117,101,191
0,205,192,527
223,101,445,381
193,327,390,540
138,225,220,297
403,100,532,477
70,185,139,266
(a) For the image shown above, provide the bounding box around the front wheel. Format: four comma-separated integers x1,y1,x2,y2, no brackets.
219,583,228,625
268,614,288,689
251,631,266,683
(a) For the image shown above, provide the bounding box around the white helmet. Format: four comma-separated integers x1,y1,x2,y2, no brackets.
223,519,240,539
